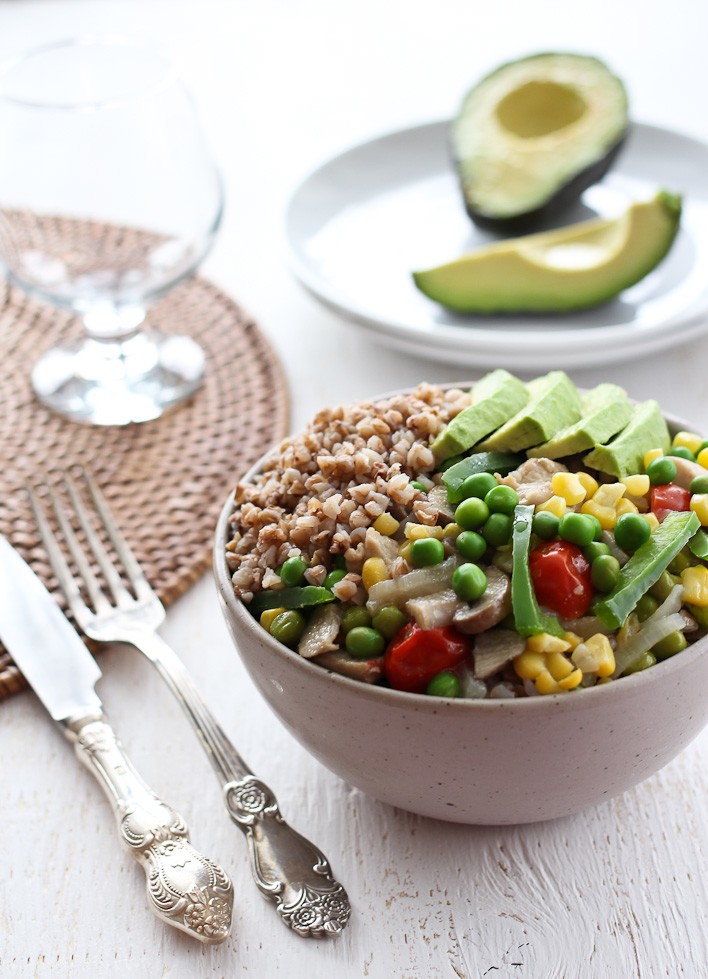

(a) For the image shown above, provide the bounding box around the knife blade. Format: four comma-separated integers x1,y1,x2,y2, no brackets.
0,535,234,943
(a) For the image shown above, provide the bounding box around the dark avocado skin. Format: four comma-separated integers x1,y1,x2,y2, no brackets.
455,129,630,235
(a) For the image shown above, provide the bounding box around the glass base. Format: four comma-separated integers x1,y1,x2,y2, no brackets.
31,330,205,425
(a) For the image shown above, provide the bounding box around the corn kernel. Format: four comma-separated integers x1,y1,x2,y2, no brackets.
404,523,445,540
580,498,616,530
260,607,286,631
558,668,583,690
362,557,389,591
525,633,571,655
373,512,400,536
513,651,546,679
691,494,708,527
673,431,703,455
572,633,615,677
398,540,414,563
643,448,664,469
443,522,461,539
615,497,639,516
593,483,626,508
680,565,708,606
562,631,583,650
547,650,574,680
551,471,587,506
621,474,650,497
535,670,561,695
576,471,599,498
536,495,567,518
697,448,708,469
644,512,660,532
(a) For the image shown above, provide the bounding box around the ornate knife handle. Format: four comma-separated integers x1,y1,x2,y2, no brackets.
64,715,234,944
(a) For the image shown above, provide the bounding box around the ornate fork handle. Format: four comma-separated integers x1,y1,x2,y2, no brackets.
127,630,351,937
65,714,233,944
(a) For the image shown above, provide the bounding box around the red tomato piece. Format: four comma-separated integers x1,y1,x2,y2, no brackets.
383,622,471,693
529,541,593,619
650,483,691,522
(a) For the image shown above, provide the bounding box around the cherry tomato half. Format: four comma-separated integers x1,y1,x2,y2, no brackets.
650,483,691,523
383,622,471,694
529,540,593,619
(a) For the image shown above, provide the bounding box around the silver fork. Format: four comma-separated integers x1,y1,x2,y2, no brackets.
27,468,351,938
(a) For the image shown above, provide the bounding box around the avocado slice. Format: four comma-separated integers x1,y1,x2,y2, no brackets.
526,383,633,459
452,52,629,231
477,371,582,453
583,400,671,478
412,191,682,313
431,369,528,462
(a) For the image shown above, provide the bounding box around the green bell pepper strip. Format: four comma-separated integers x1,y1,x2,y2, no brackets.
249,585,336,617
510,504,565,638
594,509,700,630
442,452,522,504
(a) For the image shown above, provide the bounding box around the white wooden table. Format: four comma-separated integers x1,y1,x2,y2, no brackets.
1,2,707,976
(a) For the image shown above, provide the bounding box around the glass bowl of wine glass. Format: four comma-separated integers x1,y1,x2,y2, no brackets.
0,35,224,425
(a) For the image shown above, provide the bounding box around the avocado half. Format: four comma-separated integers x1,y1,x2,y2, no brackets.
452,52,630,231
412,191,682,314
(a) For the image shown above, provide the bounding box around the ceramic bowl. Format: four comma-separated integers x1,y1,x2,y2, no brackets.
213,405,708,825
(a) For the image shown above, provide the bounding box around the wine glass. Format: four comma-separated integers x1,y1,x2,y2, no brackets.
0,35,223,425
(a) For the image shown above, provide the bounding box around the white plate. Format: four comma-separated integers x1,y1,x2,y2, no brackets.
284,120,708,369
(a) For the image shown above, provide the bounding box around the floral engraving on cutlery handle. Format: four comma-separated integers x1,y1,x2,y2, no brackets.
68,716,234,944
225,775,351,936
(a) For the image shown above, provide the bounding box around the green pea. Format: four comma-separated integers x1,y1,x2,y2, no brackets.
269,609,306,646
558,512,597,547
623,651,657,675
455,497,490,531
324,568,347,589
690,475,708,495
649,570,679,601
345,626,385,659
652,630,688,661
456,530,487,561
668,549,692,575
426,671,461,698
279,556,309,587
410,537,445,567
646,456,677,485
533,511,559,540
686,602,708,629
484,484,519,515
583,540,610,563
668,446,695,461
459,471,497,500
635,593,659,621
614,512,651,552
341,605,371,632
452,563,488,602
591,554,620,593
482,512,513,547
699,440,708,453
410,480,427,493
588,514,604,541
371,605,408,640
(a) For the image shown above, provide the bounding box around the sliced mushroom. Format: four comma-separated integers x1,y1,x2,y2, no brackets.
500,457,568,506
366,556,458,615
405,587,465,630
473,629,525,678
670,456,708,490
363,527,400,571
453,566,511,635
297,604,343,659
425,484,456,523
312,650,383,684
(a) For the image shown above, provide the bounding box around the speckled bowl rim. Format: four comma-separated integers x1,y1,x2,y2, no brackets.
214,386,708,716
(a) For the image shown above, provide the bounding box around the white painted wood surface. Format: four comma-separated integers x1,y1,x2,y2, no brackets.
1,2,707,976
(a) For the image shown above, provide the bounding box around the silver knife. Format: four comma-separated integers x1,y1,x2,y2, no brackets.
0,535,234,944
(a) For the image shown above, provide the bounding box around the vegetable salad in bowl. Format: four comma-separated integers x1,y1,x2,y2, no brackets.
224,369,708,701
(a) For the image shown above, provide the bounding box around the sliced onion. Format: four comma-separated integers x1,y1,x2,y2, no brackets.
613,612,685,676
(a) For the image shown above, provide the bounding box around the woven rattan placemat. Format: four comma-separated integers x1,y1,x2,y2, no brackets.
0,274,289,700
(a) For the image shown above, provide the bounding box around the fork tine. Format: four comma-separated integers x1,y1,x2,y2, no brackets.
75,468,155,603
25,483,98,629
